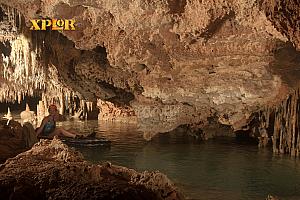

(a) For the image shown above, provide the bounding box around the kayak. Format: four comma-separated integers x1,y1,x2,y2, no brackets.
38,135,111,147
62,137,111,147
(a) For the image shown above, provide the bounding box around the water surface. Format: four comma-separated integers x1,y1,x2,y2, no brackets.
4,114,300,200
57,120,300,200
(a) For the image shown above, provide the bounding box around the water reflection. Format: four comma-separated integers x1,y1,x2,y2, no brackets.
57,120,300,200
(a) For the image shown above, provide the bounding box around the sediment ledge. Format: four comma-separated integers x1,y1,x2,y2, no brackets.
0,138,183,200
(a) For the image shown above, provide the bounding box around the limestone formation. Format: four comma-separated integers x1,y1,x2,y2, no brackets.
2,107,12,125
97,99,137,122
20,103,36,124
0,1,299,142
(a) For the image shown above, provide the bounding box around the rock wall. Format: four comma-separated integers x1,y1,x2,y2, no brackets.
0,120,37,163
97,99,137,122
0,0,299,139
259,0,300,51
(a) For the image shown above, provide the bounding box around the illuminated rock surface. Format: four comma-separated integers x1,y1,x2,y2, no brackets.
0,1,299,148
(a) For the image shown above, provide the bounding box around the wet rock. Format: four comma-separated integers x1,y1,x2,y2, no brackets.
0,138,183,200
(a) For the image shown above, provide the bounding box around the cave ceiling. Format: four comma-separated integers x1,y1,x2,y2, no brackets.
0,0,299,137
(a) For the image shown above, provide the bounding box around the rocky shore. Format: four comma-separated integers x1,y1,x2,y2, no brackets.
0,138,183,200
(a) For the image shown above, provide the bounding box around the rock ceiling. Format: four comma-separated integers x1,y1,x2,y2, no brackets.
0,0,299,138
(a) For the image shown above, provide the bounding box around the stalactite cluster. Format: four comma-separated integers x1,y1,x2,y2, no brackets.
1,34,45,96
0,5,95,120
36,92,95,121
254,88,300,156
0,4,21,41
0,5,47,104
272,88,300,156
255,106,273,148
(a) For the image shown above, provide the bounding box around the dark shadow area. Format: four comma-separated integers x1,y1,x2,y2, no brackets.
0,95,41,113
98,81,135,106
200,10,235,41
167,0,187,15
0,41,11,56
152,116,236,145
0,6,4,21
151,125,205,145
235,130,259,145
269,42,300,88
93,46,108,60
234,109,278,147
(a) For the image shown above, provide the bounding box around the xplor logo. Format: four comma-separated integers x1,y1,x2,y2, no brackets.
30,19,76,31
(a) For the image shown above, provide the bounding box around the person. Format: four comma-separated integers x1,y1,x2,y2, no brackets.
36,104,79,138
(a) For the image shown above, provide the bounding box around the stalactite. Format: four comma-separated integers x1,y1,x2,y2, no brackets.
257,88,300,156
0,5,88,121
0,5,20,41
3,107,13,125
0,33,48,102
59,91,64,115
80,100,86,119
37,100,45,122
86,101,93,112
69,93,74,116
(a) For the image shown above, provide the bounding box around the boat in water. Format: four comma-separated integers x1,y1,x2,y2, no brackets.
38,135,111,147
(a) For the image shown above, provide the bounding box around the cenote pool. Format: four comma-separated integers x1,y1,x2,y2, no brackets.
55,120,300,199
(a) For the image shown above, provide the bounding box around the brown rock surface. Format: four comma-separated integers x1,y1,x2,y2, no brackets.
0,0,299,139
97,99,137,122
0,120,37,163
0,138,183,200
259,0,300,51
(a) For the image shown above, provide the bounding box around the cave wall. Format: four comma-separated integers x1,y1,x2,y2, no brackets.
0,0,299,139
259,0,300,51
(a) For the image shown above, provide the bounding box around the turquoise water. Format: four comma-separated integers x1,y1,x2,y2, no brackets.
57,120,300,200
4,115,298,200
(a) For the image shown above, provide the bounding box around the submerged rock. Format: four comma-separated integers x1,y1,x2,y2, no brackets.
0,138,183,200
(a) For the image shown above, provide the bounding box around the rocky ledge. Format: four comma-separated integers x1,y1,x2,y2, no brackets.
0,138,183,200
